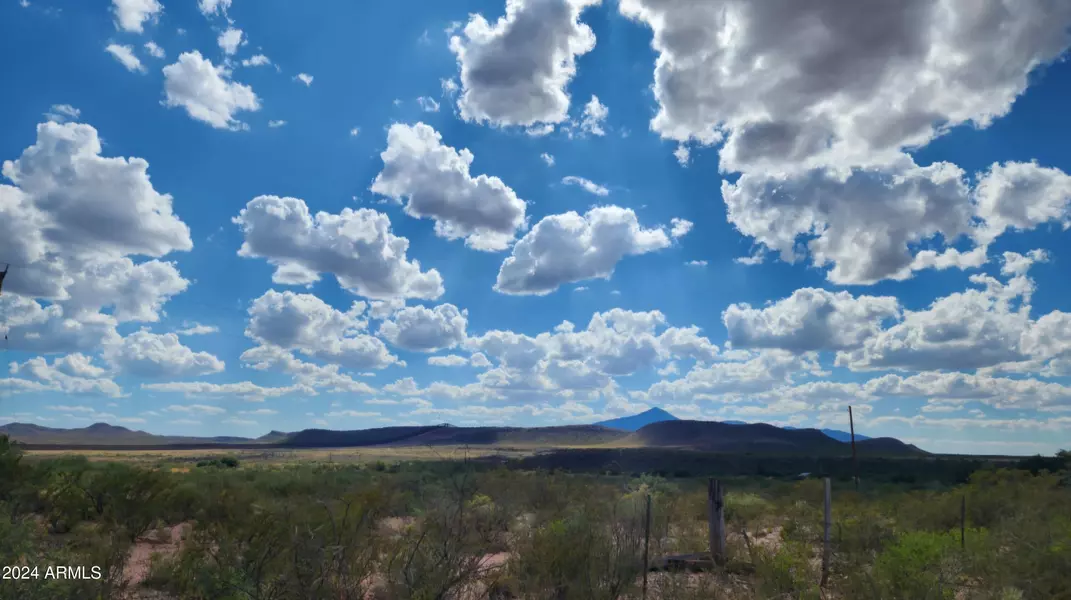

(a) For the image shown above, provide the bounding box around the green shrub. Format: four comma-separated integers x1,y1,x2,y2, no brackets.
871,529,963,600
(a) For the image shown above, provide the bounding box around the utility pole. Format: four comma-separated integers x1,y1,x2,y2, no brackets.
848,406,859,490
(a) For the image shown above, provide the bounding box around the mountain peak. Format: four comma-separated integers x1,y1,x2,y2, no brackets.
595,407,680,431
86,422,128,431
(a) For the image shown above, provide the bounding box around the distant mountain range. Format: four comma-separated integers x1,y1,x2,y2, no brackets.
0,410,917,456
596,408,871,442
0,422,283,446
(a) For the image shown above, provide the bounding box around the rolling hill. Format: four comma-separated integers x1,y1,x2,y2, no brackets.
0,422,261,446
600,409,872,442
626,420,923,456
1,419,918,456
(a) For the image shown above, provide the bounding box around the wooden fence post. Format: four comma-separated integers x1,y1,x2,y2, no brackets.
642,494,651,599
708,479,726,565
821,477,832,586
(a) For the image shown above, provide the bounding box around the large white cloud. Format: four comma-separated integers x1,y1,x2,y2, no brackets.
1,121,193,353
865,372,1071,412
103,330,225,378
837,270,1036,372
459,308,719,401
9,354,122,397
246,290,402,370
233,196,444,300
0,296,120,354
972,161,1071,245
59,258,188,323
240,344,376,394
111,0,161,33
377,304,468,352
723,158,1071,285
722,159,980,285
724,288,901,352
450,0,600,127
163,51,260,131
2,122,192,272
370,123,527,251
620,1,1071,286
619,0,1071,174
642,350,823,403
495,206,671,295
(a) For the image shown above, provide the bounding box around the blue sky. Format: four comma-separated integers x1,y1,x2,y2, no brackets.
2,0,1071,455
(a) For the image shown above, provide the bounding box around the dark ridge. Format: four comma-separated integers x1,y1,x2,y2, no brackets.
281,425,446,448
629,420,923,456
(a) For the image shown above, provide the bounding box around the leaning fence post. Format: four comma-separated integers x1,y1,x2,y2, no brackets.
821,477,832,586
642,494,651,599
708,478,726,565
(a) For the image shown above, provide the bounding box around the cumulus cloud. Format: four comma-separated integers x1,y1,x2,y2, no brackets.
579,95,608,136
495,206,671,295
143,41,165,58
377,304,468,352
450,0,600,127
294,73,314,86
561,176,609,197
197,0,230,17
240,344,376,394
0,121,193,344
0,296,120,354
8,354,122,397
105,44,145,73
972,161,1071,245
241,54,271,67
233,195,444,300
163,51,260,130
2,122,191,265
111,0,161,33
619,0,1071,174
428,355,469,367
246,290,401,370
673,145,690,166
722,158,979,285
669,218,693,239
619,1,1071,285
540,153,555,166
642,350,822,403
370,123,528,251
103,330,225,378
837,270,1036,372
724,288,901,352
460,308,720,403
217,27,244,55
864,371,1071,412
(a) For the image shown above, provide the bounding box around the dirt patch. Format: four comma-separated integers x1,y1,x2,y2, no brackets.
378,516,416,537
122,522,191,588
